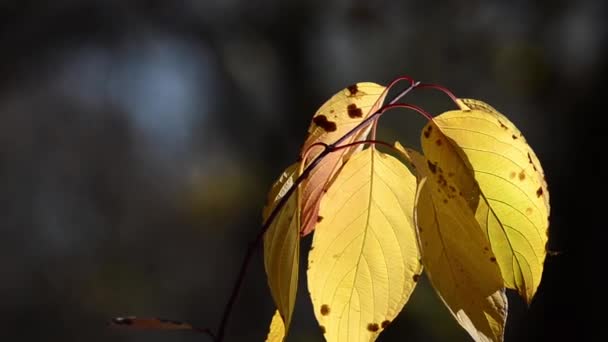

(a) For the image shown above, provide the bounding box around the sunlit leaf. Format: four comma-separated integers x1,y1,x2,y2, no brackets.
396,143,507,342
424,99,550,303
307,147,421,342
265,310,286,342
299,83,388,236
263,163,301,340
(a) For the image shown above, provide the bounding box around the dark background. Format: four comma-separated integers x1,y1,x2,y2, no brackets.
0,1,603,341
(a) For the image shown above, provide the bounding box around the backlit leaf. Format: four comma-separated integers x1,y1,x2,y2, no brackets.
265,310,286,342
307,147,421,342
396,143,507,342
424,99,550,303
299,83,388,236
263,163,301,340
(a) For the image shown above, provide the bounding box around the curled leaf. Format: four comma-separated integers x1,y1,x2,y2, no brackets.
396,143,507,342
299,83,388,236
263,163,301,340
424,99,550,303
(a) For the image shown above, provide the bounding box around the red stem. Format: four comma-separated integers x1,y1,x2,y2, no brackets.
416,82,459,105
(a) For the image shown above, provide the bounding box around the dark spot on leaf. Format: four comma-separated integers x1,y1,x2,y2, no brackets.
519,171,526,181
526,207,533,215
347,84,359,96
413,274,420,282
113,317,133,325
443,198,448,204
528,152,538,171
423,125,433,138
449,185,456,193
320,304,330,316
347,103,363,118
447,172,454,177
427,161,437,174
437,174,447,187
510,171,516,179
536,187,543,197
381,320,391,329
484,247,489,251
320,325,326,334
310,246,314,251
459,191,463,196
330,109,334,113
367,323,379,332
490,257,497,263
317,216,324,223
498,119,508,129
313,115,337,132
436,139,442,146
512,134,518,139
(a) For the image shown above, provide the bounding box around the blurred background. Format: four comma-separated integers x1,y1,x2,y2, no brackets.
0,0,604,341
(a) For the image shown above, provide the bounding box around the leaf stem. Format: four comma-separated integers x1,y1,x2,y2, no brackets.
416,82,459,105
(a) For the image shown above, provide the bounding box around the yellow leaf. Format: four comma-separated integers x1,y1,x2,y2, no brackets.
307,147,421,342
266,310,286,342
263,163,301,340
423,98,549,303
299,83,388,236
395,143,507,342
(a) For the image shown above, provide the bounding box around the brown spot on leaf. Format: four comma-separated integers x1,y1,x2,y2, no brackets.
367,323,379,332
435,139,442,146
484,246,489,251
319,325,326,334
449,185,456,193
329,109,335,114
443,198,448,204
317,216,324,223
490,257,497,263
526,207,533,215
510,171,516,179
447,172,454,177
438,174,447,187
347,84,359,96
427,161,437,174
313,115,337,132
310,246,314,251
536,187,543,197
498,119,508,129
347,103,363,118
320,304,330,316
423,125,433,138
413,274,420,282
381,320,391,329
519,171,526,181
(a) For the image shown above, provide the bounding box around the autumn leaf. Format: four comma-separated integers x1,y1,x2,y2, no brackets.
263,163,301,340
266,310,286,342
299,83,388,236
307,147,421,342
395,142,507,342
423,99,550,303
